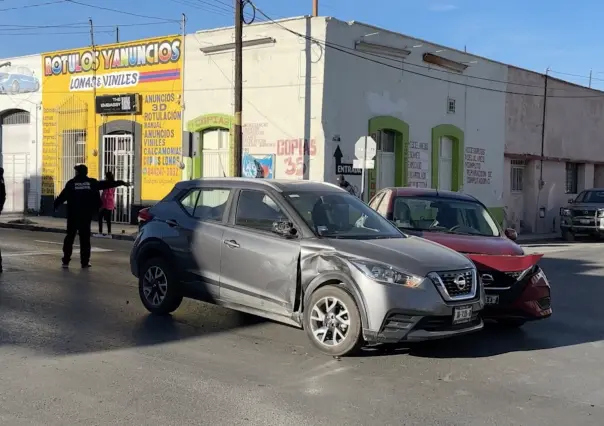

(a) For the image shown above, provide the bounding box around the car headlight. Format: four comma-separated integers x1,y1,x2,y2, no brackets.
598,209,604,218
350,259,424,288
560,208,571,216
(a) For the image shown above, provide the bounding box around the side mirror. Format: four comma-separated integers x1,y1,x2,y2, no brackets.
272,221,298,238
504,228,518,241
568,198,574,204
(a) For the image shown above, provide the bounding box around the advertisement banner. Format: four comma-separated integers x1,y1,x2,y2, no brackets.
41,35,183,201
242,153,274,178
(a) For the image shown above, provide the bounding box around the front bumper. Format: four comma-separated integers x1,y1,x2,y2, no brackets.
482,269,552,321
560,216,604,234
356,270,485,344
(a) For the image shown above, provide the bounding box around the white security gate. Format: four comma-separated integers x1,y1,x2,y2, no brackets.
438,136,453,191
202,128,230,178
1,153,29,213
101,134,134,224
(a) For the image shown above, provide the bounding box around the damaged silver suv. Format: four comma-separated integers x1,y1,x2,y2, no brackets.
130,178,485,356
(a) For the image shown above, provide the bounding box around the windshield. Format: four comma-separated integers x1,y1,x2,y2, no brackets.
284,191,404,239
576,191,604,203
392,196,500,237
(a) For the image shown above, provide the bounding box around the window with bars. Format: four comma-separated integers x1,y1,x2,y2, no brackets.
376,129,396,152
565,162,579,194
61,130,86,188
510,159,525,192
447,97,456,114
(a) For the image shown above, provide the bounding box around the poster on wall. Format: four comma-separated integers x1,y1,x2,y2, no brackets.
40,35,183,201
242,153,274,178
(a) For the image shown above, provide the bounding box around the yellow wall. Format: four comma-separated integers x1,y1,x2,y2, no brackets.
41,35,183,201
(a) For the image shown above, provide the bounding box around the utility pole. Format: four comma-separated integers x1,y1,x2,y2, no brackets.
233,0,243,177
180,13,187,170
312,0,318,16
90,18,97,170
539,67,549,187
116,26,119,43
589,69,592,88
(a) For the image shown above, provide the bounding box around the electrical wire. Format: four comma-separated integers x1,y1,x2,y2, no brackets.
65,0,179,22
0,21,179,30
0,0,66,12
252,5,604,98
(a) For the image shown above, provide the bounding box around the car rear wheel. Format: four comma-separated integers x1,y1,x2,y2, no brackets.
10,80,19,94
304,285,364,357
138,257,183,315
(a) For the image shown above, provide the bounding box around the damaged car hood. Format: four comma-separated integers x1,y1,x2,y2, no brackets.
301,236,474,277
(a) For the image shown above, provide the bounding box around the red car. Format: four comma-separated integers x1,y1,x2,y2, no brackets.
369,188,552,327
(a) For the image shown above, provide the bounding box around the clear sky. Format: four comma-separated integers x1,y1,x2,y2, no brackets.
1,0,601,88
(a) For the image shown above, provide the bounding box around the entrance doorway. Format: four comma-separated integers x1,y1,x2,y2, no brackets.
102,133,134,224
201,128,230,177
376,129,396,191
438,136,453,191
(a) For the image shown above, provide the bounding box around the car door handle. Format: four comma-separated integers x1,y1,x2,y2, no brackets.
223,239,240,248
165,219,179,227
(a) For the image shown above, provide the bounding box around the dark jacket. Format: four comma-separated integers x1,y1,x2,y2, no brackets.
54,176,126,220
0,168,5,213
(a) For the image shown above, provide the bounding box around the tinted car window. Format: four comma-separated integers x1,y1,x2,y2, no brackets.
581,191,604,203
179,188,230,221
235,190,287,232
285,191,403,239
194,188,230,221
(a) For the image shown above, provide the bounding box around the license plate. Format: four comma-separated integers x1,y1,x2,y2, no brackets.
452,305,473,324
580,219,590,224
485,295,499,305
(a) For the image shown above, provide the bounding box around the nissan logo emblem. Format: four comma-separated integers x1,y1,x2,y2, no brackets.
453,275,467,290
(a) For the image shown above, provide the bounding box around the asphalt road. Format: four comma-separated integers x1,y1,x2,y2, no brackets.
1,229,603,426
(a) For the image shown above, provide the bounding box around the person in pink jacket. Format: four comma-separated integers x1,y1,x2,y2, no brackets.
98,171,128,235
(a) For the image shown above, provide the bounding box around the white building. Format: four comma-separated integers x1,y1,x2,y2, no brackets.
0,54,42,213
183,16,508,221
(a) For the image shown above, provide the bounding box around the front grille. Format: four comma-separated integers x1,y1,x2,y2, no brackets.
480,270,523,288
435,269,475,297
571,209,596,217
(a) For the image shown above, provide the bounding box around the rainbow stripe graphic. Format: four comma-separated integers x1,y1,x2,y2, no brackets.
139,68,181,83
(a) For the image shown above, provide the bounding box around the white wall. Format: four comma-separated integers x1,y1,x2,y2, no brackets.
320,18,507,209
183,17,327,180
0,54,42,211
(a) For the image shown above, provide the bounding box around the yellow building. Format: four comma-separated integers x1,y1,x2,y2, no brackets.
41,35,184,223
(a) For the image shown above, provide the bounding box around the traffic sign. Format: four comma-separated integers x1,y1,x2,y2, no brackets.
354,136,377,161
353,159,375,169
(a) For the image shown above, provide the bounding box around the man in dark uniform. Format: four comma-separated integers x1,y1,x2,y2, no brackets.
0,167,5,273
54,164,128,269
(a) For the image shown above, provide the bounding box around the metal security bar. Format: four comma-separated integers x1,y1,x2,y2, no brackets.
1,153,29,213
57,96,88,193
101,134,134,224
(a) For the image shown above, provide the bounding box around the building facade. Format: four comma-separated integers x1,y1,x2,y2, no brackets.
184,17,507,221
0,54,43,213
503,67,604,233
40,35,184,222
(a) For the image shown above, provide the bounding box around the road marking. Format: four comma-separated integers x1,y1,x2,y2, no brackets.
2,247,112,257
34,240,112,252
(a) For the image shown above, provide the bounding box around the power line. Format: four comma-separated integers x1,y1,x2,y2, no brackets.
0,0,66,12
65,0,179,22
0,21,178,30
252,6,604,99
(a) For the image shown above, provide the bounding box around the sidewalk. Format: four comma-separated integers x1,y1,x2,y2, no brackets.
0,214,138,241
516,232,561,244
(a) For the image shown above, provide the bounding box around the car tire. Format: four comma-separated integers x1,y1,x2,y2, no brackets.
304,284,364,357
10,80,19,94
497,319,526,328
562,230,575,242
138,257,183,316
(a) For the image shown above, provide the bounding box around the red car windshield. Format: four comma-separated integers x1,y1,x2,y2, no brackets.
392,196,501,237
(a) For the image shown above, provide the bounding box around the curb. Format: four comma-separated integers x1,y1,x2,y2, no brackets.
0,222,137,241
517,236,562,245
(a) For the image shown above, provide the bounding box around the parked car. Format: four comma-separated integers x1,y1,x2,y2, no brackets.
131,178,485,356
0,66,40,95
559,188,604,241
369,188,551,328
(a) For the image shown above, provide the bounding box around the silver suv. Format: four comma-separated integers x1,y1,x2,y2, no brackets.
130,178,485,356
